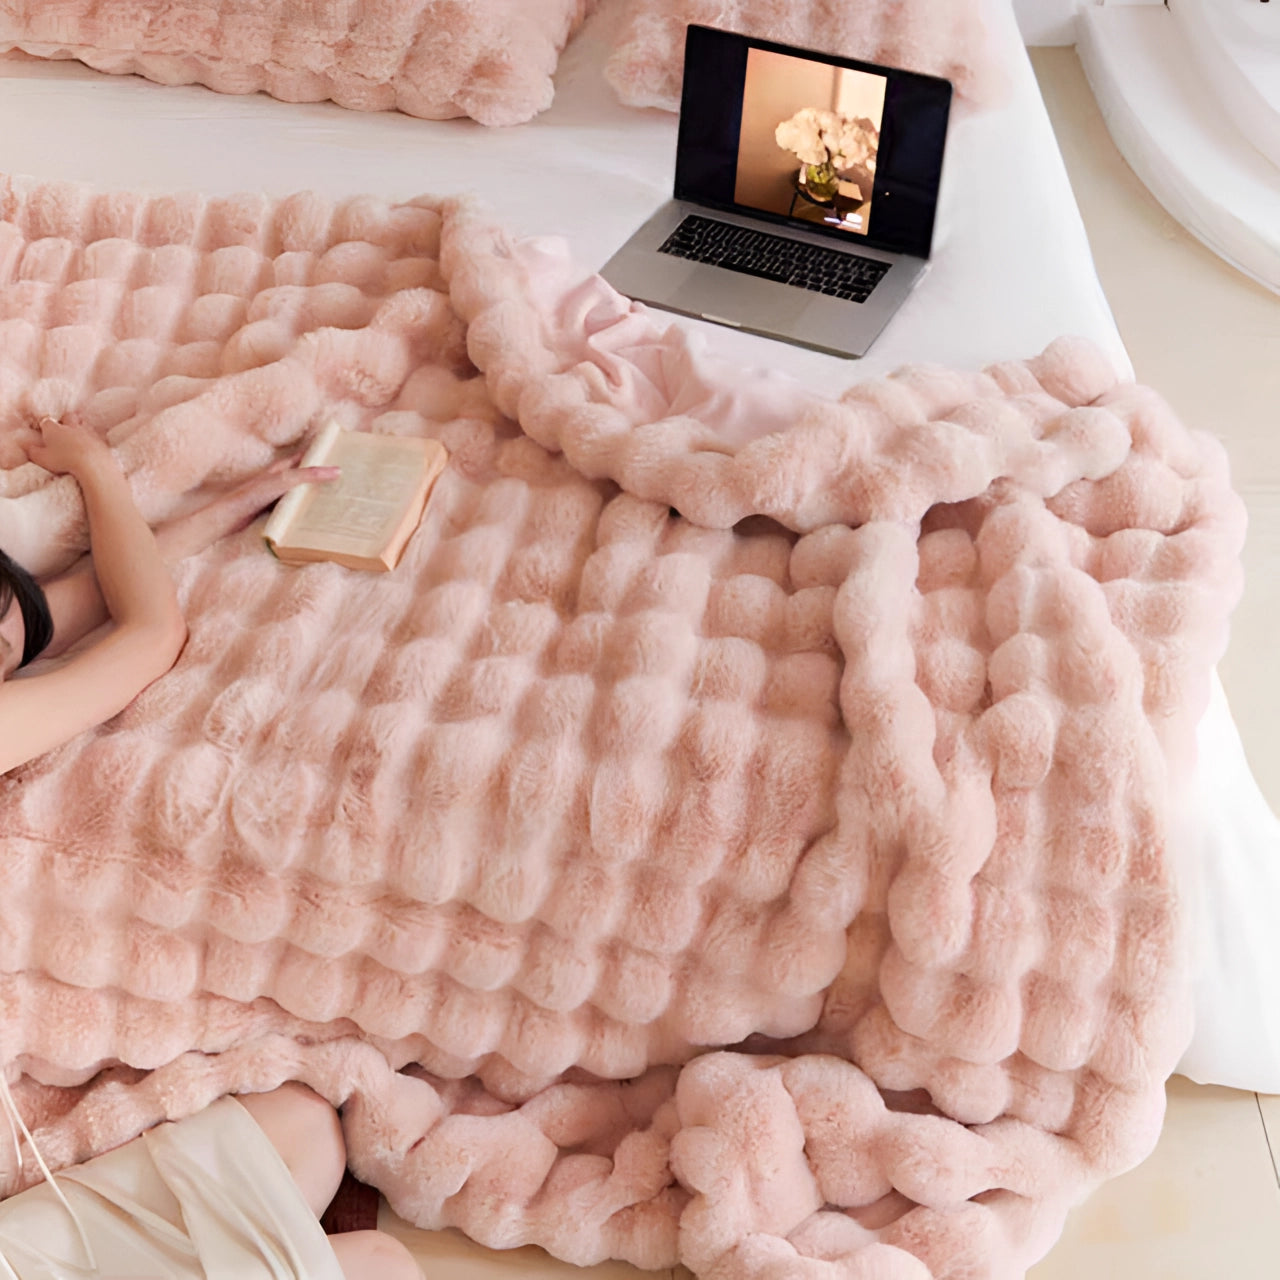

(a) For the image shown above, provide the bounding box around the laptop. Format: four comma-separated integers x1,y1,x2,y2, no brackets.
600,25,953,359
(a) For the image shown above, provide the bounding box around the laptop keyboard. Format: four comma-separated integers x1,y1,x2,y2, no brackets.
658,214,890,303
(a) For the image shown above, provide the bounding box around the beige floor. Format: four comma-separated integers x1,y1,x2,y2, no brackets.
377,47,1280,1280
1027,46,1280,1276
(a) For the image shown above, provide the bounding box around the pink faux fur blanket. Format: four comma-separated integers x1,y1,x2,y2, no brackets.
0,0,594,127
0,173,1245,1279
605,0,1010,114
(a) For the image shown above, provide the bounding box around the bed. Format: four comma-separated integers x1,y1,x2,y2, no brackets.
0,0,1275,1269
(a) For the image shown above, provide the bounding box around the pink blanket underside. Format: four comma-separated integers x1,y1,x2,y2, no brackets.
0,175,1245,1279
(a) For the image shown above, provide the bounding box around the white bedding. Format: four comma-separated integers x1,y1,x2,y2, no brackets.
0,0,1275,1092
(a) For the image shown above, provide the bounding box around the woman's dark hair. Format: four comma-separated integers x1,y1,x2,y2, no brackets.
0,548,53,667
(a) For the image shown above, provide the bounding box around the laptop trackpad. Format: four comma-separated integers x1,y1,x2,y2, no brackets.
669,270,809,330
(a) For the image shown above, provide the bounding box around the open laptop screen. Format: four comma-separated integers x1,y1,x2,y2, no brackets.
673,25,952,260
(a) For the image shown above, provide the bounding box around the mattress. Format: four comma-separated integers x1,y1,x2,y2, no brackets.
0,0,1275,1092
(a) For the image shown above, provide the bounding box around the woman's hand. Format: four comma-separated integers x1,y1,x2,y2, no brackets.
17,417,116,480
155,455,340,565
208,455,342,540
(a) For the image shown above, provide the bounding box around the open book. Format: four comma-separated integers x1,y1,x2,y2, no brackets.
263,422,449,572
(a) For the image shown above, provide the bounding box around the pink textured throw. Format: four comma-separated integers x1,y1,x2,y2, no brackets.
0,173,1245,1280
605,0,1010,112
0,0,594,126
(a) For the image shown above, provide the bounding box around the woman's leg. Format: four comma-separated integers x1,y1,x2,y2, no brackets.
330,1230,424,1280
235,1083,423,1278
234,1082,346,1220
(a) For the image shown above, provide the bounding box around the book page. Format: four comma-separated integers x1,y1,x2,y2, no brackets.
271,430,439,559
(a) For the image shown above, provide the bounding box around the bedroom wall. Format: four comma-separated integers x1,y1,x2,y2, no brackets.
1014,0,1166,46
1015,0,1083,45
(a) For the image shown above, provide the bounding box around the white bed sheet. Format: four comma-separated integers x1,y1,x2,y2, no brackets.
0,0,1275,1091
0,0,1128,388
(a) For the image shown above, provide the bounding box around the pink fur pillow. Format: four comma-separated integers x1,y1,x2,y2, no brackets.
0,0,595,127
605,0,1009,113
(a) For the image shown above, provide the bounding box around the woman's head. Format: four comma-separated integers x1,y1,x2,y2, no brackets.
0,549,52,679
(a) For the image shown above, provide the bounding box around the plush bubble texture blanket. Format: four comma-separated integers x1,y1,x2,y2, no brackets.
605,0,1008,113
0,0,594,126
0,174,1245,1279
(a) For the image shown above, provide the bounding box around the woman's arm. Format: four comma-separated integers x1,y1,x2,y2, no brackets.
48,423,184,643
0,419,184,773
37,455,340,661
